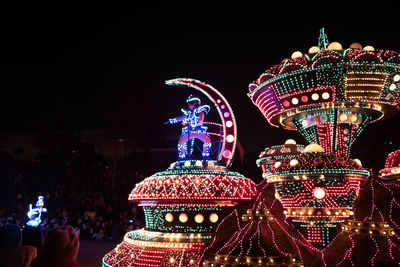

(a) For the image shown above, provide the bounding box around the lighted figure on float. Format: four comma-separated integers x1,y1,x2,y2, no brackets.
102,78,256,267
165,95,212,160
27,195,47,227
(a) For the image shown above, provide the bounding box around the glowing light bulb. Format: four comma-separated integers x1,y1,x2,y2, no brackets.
313,188,326,199
179,213,188,223
291,51,303,59
327,42,342,50
209,213,219,223
322,92,330,99
274,161,282,168
363,45,375,51
304,144,324,153
340,114,348,121
311,93,319,101
165,213,174,222
308,46,320,54
285,139,296,145
226,134,234,143
194,213,204,224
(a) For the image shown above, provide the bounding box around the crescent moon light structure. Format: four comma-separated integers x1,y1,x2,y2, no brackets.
165,78,237,167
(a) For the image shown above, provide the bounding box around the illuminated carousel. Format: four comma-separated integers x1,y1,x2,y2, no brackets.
102,79,258,266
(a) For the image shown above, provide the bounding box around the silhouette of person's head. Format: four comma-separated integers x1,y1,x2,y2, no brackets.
0,224,21,249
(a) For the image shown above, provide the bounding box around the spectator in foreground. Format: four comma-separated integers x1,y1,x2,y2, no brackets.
22,226,44,255
0,223,37,267
30,225,79,267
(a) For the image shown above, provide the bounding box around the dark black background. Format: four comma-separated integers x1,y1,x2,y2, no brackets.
1,3,399,172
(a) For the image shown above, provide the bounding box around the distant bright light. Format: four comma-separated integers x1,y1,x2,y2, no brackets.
291,98,299,105
389,84,397,91
225,120,233,128
274,161,282,168
394,74,400,82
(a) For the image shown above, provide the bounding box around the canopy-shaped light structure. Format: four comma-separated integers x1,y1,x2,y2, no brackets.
248,28,400,156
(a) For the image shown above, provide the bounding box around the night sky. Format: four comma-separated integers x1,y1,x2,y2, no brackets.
1,4,400,170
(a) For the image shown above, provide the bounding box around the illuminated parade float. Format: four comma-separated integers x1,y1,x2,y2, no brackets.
245,28,400,250
103,79,258,266
103,29,400,266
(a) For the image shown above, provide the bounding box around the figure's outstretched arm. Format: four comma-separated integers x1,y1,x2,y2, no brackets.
165,114,186,124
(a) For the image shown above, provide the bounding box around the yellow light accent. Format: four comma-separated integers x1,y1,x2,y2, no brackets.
165,213,174,222
327,42,342,50
179,213,188,223
308,46,320,54
363,45,375,51
291,51,303,59
350,42,362,49
285,139,296,145
209,213,219,223
194,213,204,224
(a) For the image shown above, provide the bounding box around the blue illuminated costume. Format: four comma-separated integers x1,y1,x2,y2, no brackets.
27,196,47,227
167,95,212,160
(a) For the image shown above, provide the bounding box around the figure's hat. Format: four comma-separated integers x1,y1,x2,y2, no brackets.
186,94,201,105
